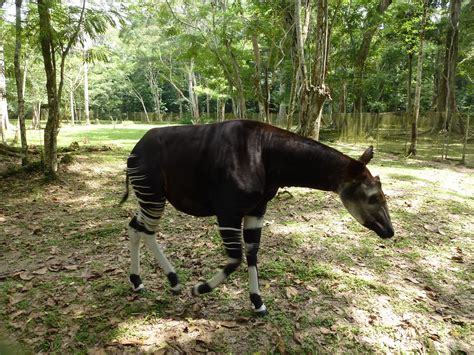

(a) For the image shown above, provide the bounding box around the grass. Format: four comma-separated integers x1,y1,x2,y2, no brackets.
0,122,473,353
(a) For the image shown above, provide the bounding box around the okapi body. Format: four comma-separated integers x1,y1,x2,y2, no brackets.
121,120,394,314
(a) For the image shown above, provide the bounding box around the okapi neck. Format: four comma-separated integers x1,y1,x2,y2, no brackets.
264,134,352,192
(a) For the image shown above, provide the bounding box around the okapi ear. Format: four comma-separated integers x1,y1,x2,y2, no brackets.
359,146,374,165
348,159,366,179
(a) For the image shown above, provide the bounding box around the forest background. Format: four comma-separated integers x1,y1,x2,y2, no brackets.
0,0,473,176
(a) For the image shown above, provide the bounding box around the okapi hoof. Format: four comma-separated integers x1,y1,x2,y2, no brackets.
191,282,211,296
170,285,182,295
130,274,144,292
167,273,180,295
253,304,268,316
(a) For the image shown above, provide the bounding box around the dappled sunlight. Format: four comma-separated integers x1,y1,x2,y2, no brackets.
1,140,472,353
109,315,240,352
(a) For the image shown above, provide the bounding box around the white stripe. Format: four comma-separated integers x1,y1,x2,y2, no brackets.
130,184,151,189
245,243,259,253
223,241,241,245
219,227,241,232
244,216,264,230
136,197,166,205
254,304,267,313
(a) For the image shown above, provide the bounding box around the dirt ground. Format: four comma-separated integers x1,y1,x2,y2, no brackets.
0,146,473,353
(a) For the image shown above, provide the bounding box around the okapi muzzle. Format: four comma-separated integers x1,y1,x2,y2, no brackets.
338,146,394,239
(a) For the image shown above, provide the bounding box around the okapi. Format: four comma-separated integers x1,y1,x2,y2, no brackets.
120,120,394,315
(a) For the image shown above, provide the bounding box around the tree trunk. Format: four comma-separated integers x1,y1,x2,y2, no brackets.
407,0,428,157
278,82,287,123
353,0,392,113
187,61,199,121
251,34,267,122
14,0,28,164
437,0,461,130
406,52,413,114
31,102,41,129
84,59,90,125
37,0,60,177
0,44,10,141
296,0,331,140
69,89,75,125
461,114,469,165
224,40,246,119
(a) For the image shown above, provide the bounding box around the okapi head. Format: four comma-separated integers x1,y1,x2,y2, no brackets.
338,146,394,239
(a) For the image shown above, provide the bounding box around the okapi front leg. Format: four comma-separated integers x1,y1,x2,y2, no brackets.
243,216,267,315
192,217,242,296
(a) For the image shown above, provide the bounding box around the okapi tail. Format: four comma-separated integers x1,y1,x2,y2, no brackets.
119,171,129,206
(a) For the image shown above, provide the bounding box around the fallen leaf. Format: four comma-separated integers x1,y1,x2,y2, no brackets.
19,272,34,281
221,321,239,329
48,263,63,272
276,336,286,354
63,265,79,271
285,286,298,299
320,327,332,335
293,332,302,344
32,267,48,275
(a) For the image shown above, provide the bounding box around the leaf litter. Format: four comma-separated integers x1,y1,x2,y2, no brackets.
0,148,473,353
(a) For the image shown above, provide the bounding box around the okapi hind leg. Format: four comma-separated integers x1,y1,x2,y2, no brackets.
126,165,181,294
192,216,242,296
243,215,267,315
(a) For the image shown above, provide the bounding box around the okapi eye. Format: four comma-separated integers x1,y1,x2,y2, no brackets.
368,195,378,205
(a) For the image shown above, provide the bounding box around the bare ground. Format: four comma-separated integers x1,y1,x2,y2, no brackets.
0,147,473,354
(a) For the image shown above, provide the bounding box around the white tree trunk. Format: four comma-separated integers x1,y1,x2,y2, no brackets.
84,60,90,125
70,89,75,125
0,44,10,138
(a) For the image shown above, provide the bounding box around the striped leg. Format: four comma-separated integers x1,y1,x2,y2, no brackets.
192,216,242,296
243,216,267,315
127,165,180,294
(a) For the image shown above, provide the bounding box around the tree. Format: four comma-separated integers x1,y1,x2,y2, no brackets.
0,0,10,143
407,0,428,157
294,0,332,139
437,0,462,129
353,0,392,114
36,0,116,176
14,0,27,165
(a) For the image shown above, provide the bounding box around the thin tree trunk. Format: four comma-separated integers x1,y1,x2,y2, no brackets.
14,0,28,165
0,44,10,140
461,114,469,164
407,0,428,157
70,89,75,125
437,0,461,128
84,59,90,125
407,52,413,114
278,82,287,123
251,34,266,121
187,61,199,121
38,0,60,177
353,0,392,113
